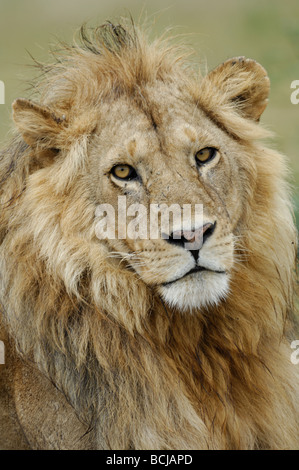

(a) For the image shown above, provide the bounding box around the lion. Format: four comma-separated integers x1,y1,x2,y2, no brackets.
0,20,298,450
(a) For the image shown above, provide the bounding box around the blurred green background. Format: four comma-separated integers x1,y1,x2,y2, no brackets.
0,0,299,226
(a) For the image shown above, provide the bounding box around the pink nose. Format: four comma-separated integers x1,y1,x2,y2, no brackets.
172,222,215,244
164,222,216,261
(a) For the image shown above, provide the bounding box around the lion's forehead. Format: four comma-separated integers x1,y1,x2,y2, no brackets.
96,88,227,159
88,81,243,227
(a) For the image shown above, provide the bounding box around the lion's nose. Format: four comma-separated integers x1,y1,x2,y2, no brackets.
163,222,216,261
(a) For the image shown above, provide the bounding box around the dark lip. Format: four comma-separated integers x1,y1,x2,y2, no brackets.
162,265,226,286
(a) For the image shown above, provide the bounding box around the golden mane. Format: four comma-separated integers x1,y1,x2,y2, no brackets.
0,20,298,449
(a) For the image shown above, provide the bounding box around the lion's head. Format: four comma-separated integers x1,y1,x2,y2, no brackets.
8,23,272,317
1,21,298,449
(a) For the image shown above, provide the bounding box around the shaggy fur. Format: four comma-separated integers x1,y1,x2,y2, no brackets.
0,20,298,449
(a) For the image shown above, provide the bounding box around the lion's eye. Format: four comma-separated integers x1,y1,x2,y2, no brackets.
111,164,137,180
195,147,218,165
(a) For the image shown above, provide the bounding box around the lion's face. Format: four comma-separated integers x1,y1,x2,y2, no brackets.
90,82,245,311
12,48,270,314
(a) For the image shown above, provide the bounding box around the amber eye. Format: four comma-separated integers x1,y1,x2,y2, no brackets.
111,164,137,181
195,147,218,165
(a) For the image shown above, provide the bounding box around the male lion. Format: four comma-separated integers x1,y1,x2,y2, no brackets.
0,21,298,450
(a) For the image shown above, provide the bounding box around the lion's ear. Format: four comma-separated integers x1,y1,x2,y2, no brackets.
205,57,270,121
12,98,66,148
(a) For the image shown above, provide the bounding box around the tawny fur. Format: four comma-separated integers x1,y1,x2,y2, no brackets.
0,20,298,450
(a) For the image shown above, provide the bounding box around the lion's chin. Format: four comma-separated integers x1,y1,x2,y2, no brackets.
158,271,230,312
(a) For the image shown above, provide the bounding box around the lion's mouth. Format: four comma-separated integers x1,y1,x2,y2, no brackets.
162,265,226,286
